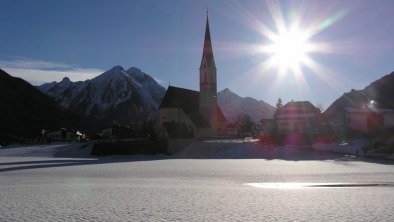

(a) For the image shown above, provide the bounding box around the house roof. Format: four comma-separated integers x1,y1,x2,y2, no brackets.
279,101,320,113
277,101,320,119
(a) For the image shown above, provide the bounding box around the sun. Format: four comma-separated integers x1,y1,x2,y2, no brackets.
267,29,311,72
242,2,348,77
223,1,350,102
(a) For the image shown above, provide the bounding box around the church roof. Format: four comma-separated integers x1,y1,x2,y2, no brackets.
159,86,199,113
159,86,210,128
159,86,226,127
216,105,227,123
200,15,216,68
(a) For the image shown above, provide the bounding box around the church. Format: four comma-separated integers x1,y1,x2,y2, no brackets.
159,14,227,138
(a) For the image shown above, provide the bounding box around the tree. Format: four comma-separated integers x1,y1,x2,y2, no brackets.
274,98,283,119
276,98,283,109
239,115,255,134
234,114,256,137
272,98,283,144
316,103,324,113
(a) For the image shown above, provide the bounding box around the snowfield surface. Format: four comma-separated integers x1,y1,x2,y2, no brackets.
1,142,393,221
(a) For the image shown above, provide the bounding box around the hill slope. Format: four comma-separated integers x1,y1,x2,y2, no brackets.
0,69,92,137
324,71,394,123
218,88,275,123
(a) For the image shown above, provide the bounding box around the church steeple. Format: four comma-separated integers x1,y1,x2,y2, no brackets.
199,11,218,131
200,13,216,69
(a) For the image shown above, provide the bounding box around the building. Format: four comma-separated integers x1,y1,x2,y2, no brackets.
225,123,238,136
258,118,274,134
345,107,394,133
383,110,394,128
276,101,321,134
159,14,227,138
46,128,83,142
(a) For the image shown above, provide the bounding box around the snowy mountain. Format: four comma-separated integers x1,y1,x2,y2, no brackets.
38,66,166,126
217,88,275,123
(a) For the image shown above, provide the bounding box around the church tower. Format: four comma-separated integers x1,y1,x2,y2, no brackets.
199,13,218,130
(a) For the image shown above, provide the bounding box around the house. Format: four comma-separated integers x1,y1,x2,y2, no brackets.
276,101,321,134
225,123,238,136
383,110,394,128
159,13,227,139
345,107,394,133
46,128,83,142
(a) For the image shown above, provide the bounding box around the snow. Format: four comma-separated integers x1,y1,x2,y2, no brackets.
176,139,352,160
313,139,367,156
126,67,166,104
1,142,393,221
37,65,166,118
0,143,93,158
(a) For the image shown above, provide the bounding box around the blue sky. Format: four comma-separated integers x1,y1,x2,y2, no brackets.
1,0,394,110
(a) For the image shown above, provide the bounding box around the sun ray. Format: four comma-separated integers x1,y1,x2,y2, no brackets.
229,1,277,41
302,56,347,93
250,1,350,100
266,0,287,34
220,1,350,103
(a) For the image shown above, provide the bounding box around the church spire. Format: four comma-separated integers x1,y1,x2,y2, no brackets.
200,12,216,68
199,11,218,131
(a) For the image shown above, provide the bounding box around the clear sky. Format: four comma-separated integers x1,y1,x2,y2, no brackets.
1,0,394,110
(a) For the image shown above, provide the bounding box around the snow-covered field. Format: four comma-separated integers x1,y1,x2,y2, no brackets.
1,142,393,221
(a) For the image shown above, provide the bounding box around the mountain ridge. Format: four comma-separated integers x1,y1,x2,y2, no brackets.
217,88,275,123
38,65,166,126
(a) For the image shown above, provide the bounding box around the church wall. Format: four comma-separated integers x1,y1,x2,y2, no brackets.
159,108,197,132
166,138,194,154
196,128,217,138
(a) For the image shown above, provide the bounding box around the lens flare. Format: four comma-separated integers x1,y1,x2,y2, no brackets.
224,0,349,101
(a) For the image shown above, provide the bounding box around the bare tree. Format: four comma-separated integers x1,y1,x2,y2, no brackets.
316,103,324,113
